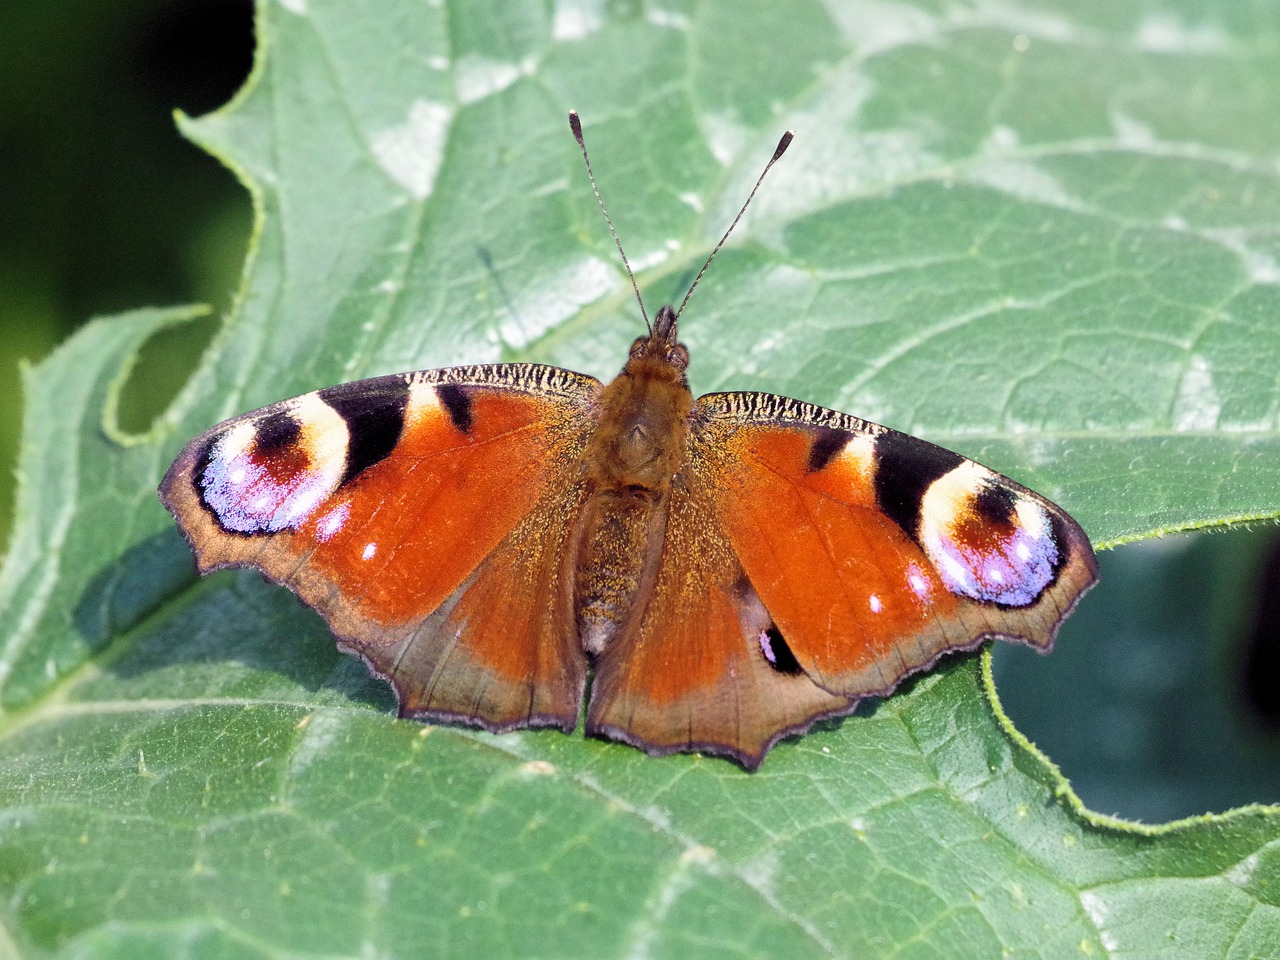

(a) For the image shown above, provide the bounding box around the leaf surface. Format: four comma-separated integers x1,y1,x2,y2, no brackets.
1,1,1278,957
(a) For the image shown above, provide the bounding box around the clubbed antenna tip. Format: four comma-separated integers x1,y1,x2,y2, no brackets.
675,128,794,320
568,109,650,330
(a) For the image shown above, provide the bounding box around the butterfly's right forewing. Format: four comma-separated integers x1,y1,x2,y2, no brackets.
161,364,602,732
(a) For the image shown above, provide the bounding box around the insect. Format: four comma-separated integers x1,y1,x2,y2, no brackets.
160,112,1097,770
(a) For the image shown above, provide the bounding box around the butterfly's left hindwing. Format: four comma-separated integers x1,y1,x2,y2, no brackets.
584,475,858,770
694,392,1098,700
160,364,601,731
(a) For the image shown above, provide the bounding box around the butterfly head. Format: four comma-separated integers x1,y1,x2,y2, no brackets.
628,304,690,379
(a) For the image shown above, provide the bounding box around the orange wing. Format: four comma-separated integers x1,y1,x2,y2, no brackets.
160,364,599,732
585,471,857,769
587,391,1097,769
701,391,1097,698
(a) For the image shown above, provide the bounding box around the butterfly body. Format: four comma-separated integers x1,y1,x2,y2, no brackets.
572,306,691,656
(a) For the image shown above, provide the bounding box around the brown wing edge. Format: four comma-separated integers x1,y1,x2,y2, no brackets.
338,648,584,736
585,694,862,772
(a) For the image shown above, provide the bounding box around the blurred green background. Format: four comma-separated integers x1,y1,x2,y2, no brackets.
0,0,254,538
0,0,1274,824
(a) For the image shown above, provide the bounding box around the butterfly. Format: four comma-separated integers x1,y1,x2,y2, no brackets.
159,112,1098,770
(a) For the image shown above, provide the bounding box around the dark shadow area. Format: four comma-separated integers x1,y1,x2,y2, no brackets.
85,527,395,713
0,0,255,543
993,527,1280,822
73,529,198,647
1241,533,1280,731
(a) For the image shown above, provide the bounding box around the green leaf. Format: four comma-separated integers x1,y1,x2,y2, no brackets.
2,1,1278,957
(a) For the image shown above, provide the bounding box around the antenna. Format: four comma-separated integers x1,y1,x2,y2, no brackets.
569,111,794,327
569,110,650,330
675,128,793,320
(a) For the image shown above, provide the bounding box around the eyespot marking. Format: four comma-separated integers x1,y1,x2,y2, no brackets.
759,624,803,675
918,462,1061,607
196,394,348,534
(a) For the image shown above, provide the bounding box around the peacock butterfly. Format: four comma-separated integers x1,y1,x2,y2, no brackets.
159,112,1098,770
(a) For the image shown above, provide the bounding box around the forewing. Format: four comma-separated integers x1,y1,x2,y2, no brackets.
695,392,1098,700
160,364,600,731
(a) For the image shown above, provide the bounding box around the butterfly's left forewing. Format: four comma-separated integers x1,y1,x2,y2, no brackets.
160,364,601,731
697,391,1098,700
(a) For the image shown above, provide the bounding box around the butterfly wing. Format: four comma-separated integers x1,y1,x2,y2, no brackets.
699,391,1097,698
584,470,858,769
160,364,600,732
586,390,1097,769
